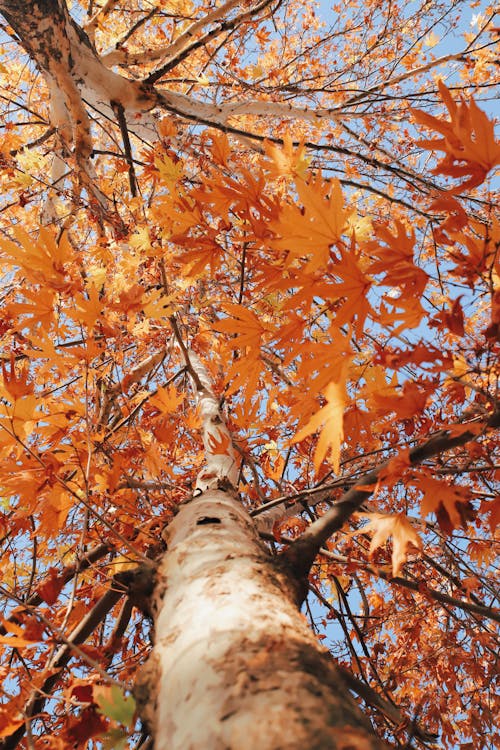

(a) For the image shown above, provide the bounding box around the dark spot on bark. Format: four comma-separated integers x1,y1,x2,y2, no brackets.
196,516,222,525
115,562,156,616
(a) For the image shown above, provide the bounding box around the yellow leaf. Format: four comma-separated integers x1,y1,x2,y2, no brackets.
143,288,175,319
154,153,183,189
248,64,264,79
424,31,440,46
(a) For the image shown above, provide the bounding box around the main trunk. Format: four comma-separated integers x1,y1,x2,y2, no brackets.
136,489,387,750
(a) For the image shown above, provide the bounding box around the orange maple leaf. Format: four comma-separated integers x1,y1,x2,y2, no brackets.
329,242,372,331
368,220,428,292
429,194,468,242
6,287,56,330
264,134,310,179
357,512,423,577
1,356,34,399
0,709,24,739
0,227,77,291
150,385,184,414
293,361,350,473
411,80,500,192
210,132,231,167
0,617,40,648
377,449,412,489
371,380,430,421
214,303,271,355
447,216,499,286
36,567,66,606
207,427,232,456
271,176,353,272
412,474,475,534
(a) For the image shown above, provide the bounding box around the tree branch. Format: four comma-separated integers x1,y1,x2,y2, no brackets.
0,543,110,637
112,100,138,196
283,411,500,582
144,0,274,83
0,579,126,750
317,547,500,625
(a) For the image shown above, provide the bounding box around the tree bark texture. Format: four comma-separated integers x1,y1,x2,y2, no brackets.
136,489,388,750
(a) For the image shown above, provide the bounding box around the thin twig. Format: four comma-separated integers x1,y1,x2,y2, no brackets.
284,411,500,581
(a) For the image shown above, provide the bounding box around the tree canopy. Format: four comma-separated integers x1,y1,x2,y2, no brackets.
0,0,498,748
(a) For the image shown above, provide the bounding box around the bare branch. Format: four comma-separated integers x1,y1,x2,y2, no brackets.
0,543,110,637
317,547,500,625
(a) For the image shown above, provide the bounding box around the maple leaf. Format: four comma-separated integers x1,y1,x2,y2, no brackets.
150,385,184,414
412,474,476,534
377,449,412,489
367,219,429,333
210,132,231,167
293,362,350,473
36,567,66,605
154,151,183,190
371,380,430,421
143,288,177,319
264,135,311,179
261,440,285,481
0,617,40,648
368,219,428,293
429,194,468,241
481,496,500,535
223,355,266,398
214,303,271,355
358,512,423,577
177,235,226,277
290,334,352,398
447,216,499,286
430,296,465,337
271,176,353,272
0,227,77,291
329,241,372,331
207,427,232,456
1,356,34,399
411,80,500,192
0,709,24,739
6,287,56,331
39,486,73,536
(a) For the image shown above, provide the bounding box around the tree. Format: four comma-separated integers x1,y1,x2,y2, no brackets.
0,0,498,747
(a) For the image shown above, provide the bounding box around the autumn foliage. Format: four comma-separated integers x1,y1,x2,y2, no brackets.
0,0,498,748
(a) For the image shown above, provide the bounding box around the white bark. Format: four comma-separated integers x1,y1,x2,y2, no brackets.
186,351,239,491
137,489,388,750
0,0,348,167
101,0,244,67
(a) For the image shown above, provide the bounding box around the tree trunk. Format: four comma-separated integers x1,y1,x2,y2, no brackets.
136,488,388,750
